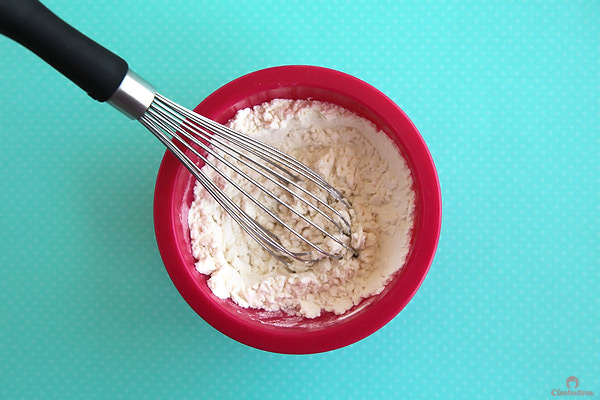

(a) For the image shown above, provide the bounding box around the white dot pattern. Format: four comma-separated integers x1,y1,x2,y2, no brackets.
0,1,598,399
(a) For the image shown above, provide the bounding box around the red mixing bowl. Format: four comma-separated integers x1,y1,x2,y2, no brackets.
153,65,442,354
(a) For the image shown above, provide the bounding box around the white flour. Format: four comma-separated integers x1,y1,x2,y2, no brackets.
187,99,415,318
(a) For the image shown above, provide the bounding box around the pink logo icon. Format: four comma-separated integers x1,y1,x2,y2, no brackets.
567,376,579,389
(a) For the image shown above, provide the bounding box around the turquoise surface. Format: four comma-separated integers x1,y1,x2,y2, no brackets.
0,1,598,398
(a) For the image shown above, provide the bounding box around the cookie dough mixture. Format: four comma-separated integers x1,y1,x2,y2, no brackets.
188,99,415,318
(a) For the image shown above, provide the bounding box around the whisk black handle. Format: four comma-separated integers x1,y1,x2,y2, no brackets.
0,0,128,102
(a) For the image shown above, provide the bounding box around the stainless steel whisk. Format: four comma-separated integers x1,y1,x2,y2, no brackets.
0,0,356,265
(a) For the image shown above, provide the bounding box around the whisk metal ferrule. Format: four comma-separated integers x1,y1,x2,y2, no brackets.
107,69,156,120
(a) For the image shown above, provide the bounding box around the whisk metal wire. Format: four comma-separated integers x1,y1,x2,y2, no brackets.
139,93,356,265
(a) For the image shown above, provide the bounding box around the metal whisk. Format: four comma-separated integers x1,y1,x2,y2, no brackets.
0,0,356,265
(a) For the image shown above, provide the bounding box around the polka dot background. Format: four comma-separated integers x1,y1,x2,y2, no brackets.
0,0,598,398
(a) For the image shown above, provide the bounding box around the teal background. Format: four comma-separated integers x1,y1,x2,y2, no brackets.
0,0,598,398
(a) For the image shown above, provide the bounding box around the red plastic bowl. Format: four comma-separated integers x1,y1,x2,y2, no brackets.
153,65,441,354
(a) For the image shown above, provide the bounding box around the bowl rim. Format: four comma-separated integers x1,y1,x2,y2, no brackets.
153,65,442,354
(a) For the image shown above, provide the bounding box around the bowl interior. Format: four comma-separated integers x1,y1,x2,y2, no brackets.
154,66,441,353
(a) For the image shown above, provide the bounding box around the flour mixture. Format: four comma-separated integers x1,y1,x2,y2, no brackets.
187,99,415,318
